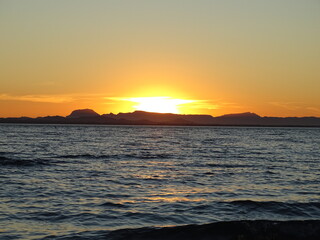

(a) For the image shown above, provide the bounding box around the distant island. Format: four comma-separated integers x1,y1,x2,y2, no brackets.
1,109,320,127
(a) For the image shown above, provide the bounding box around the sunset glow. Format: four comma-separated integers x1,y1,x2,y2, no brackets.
129,97,194,114
1,2,319,238
0,1,319,117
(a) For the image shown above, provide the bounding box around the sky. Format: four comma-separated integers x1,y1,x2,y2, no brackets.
0,0,319,117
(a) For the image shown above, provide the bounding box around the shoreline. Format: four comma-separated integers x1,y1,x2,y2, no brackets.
41,220,320,240
1,122,320,128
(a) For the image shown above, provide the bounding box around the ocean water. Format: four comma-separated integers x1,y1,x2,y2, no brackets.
0,124,319,239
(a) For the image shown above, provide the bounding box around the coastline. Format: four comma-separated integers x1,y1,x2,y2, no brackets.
40,220,320,240
1,109,320,127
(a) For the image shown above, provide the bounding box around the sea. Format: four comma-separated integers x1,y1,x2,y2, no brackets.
0,124,319,239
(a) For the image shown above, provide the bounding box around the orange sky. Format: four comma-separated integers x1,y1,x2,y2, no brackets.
0,1,319,117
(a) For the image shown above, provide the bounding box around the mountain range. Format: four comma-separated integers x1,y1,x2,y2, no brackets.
1,109,320,126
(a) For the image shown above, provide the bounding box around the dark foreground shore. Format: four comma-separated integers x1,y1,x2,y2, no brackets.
42,220,320,240
106,220,320,240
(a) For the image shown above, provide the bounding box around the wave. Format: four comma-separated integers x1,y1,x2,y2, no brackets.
58,154,111,159
1,152,173,166
0,156,49,167
229,200,320,208
99,201,128,208
23,211,116,222
207,163,254,168
226,200,320,219
41,220,320,240
58,153,172,160
129,153,172,159
186,200,320,219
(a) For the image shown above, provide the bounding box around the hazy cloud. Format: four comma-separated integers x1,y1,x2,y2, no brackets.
269,102,320,115
0,93,107,103
306,107,320,114
0,94,74,103
269,102,302,111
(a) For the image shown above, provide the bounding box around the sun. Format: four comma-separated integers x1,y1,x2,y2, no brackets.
129,97,194,114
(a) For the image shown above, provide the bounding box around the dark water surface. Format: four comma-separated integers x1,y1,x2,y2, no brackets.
0,125,319,239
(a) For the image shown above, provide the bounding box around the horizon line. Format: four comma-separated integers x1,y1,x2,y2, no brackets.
1,108,320,119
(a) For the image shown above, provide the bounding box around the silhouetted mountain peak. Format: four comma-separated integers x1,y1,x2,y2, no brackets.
219,112,261,118
102,110,215,124
1,109,320,126
129,110,174,115
67,109,100,118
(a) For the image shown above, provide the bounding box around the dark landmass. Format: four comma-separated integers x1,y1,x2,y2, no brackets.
1,109,320,126
67,108,100,118
105,220,320,240
43,220,320,240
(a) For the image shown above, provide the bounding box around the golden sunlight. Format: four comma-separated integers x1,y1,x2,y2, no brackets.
129,97,194,114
